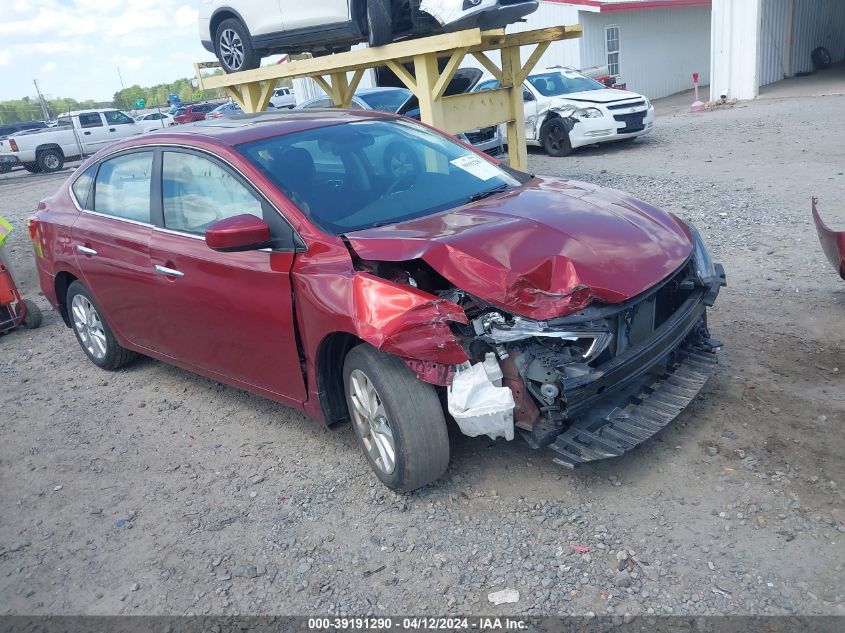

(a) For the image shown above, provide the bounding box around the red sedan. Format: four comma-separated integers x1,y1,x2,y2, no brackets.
172,103,218,124
28,111,724,491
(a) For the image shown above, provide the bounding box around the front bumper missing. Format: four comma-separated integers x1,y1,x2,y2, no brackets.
549,343,717,467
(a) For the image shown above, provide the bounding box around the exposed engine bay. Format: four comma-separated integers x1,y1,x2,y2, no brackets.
353,253,726,465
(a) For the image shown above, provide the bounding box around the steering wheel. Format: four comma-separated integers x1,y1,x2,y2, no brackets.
385,173,416,197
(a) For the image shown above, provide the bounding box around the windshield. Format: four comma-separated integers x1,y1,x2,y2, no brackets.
527,71,605,96
237,118,520,235
357,89,412,113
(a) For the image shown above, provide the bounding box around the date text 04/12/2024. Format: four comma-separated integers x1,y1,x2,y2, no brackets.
307,617,529,630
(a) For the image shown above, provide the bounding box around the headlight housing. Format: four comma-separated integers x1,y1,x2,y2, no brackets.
686,221,718,283
574,107,603,119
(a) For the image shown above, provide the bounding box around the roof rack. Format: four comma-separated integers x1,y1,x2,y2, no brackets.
195,25,581,170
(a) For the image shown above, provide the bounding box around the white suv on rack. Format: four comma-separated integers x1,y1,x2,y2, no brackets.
198,0,538,73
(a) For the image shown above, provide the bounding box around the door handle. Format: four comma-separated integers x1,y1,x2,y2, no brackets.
76,245,97,256
83,131,91,135
155,264,184,278
109,128,116,132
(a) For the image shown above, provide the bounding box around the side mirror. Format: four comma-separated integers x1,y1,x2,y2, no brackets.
205,214,271,252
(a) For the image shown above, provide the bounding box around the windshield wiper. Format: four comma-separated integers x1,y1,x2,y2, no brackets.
466,183,510,203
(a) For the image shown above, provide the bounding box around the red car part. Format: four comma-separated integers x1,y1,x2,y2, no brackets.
812,197,845,280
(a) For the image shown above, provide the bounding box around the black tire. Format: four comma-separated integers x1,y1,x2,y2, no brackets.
811,46,832,71
66,281,137,370
540,118,574,157
18,299,42,329
36,148,64,173
343,345,450,492
383,141,420,178
0,163,10,174
23,162,41,174
215,18,260,73
367,0,393,47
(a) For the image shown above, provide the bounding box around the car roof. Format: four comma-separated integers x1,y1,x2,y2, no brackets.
109,110,396,147
61,108,125,116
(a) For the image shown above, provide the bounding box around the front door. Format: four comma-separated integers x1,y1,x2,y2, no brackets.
71,150,159,348
76,112,112,152
148,149,306,400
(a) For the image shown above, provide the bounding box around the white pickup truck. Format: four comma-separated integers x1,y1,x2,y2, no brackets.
0,108,142,174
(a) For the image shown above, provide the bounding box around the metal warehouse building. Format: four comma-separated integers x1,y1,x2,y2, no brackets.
487,0,844,100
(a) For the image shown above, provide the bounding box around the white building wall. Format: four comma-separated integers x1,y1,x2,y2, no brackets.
760,0,789,86
710,0,762,100
578,6,711,99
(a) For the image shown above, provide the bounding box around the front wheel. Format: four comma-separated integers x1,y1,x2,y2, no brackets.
67,281,137,370
367,0,393,47
540,118,574,157
215,18,260,73
344,345,450,492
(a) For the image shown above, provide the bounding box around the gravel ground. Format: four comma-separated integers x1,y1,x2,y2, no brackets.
0,95,843,618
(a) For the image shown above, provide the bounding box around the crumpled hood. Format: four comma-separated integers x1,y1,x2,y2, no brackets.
344,177,693,320
552,88,645,105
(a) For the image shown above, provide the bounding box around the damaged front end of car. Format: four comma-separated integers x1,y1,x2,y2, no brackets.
349,229,725,467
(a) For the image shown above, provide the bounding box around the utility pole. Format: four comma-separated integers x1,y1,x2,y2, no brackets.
33,79,51,122
116,66,126,107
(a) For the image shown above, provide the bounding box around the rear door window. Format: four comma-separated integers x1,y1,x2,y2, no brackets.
93,152,154,223
71,164,98,209
78,113,103,128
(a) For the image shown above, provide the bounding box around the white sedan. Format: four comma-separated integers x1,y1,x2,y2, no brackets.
133,112,175,132
475,67,655,157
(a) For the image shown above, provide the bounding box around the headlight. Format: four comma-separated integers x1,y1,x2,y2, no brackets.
644,98,652,109
687,221,718,282
574,107,603,119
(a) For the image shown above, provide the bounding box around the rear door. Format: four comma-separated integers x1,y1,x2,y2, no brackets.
70,150,159,348
147,148,306,400
75,112,112,151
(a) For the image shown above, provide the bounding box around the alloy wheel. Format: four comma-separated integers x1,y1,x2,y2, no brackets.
71,295,107,360
348,369,396,474
43,154,60,170
219,28,245,70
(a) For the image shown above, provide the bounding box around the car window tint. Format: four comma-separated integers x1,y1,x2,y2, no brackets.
304,98,333,108
78,113,103,128
93,152,153,223
57,117,72,127
476,80,501,91
71,164,98,209
162,152,263,234
104,111,134,125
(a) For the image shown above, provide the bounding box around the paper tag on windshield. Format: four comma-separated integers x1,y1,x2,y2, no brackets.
450,154,500,181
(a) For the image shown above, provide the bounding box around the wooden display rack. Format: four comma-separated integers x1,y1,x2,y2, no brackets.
194,24,581,171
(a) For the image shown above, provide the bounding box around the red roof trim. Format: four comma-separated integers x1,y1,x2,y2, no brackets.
543,0,710,10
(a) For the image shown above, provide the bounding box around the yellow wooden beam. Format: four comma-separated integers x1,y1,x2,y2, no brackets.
515,40,551,87
470,51,503,84
440,90,512,135
477,24,582,51
384,60,417,92
431,47,469,101
311,75,334,99
500,46,528,171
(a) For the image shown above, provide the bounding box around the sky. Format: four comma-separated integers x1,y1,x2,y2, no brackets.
0,0,213,102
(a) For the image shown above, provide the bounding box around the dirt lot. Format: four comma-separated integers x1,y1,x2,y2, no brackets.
1,94,843,618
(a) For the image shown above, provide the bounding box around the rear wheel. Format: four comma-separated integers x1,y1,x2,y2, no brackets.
36,148,64,173
67,281,137,370
215,18,260,73
0,163,10,174
367,0,393,47
540,118,574,157
343,345,450,492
